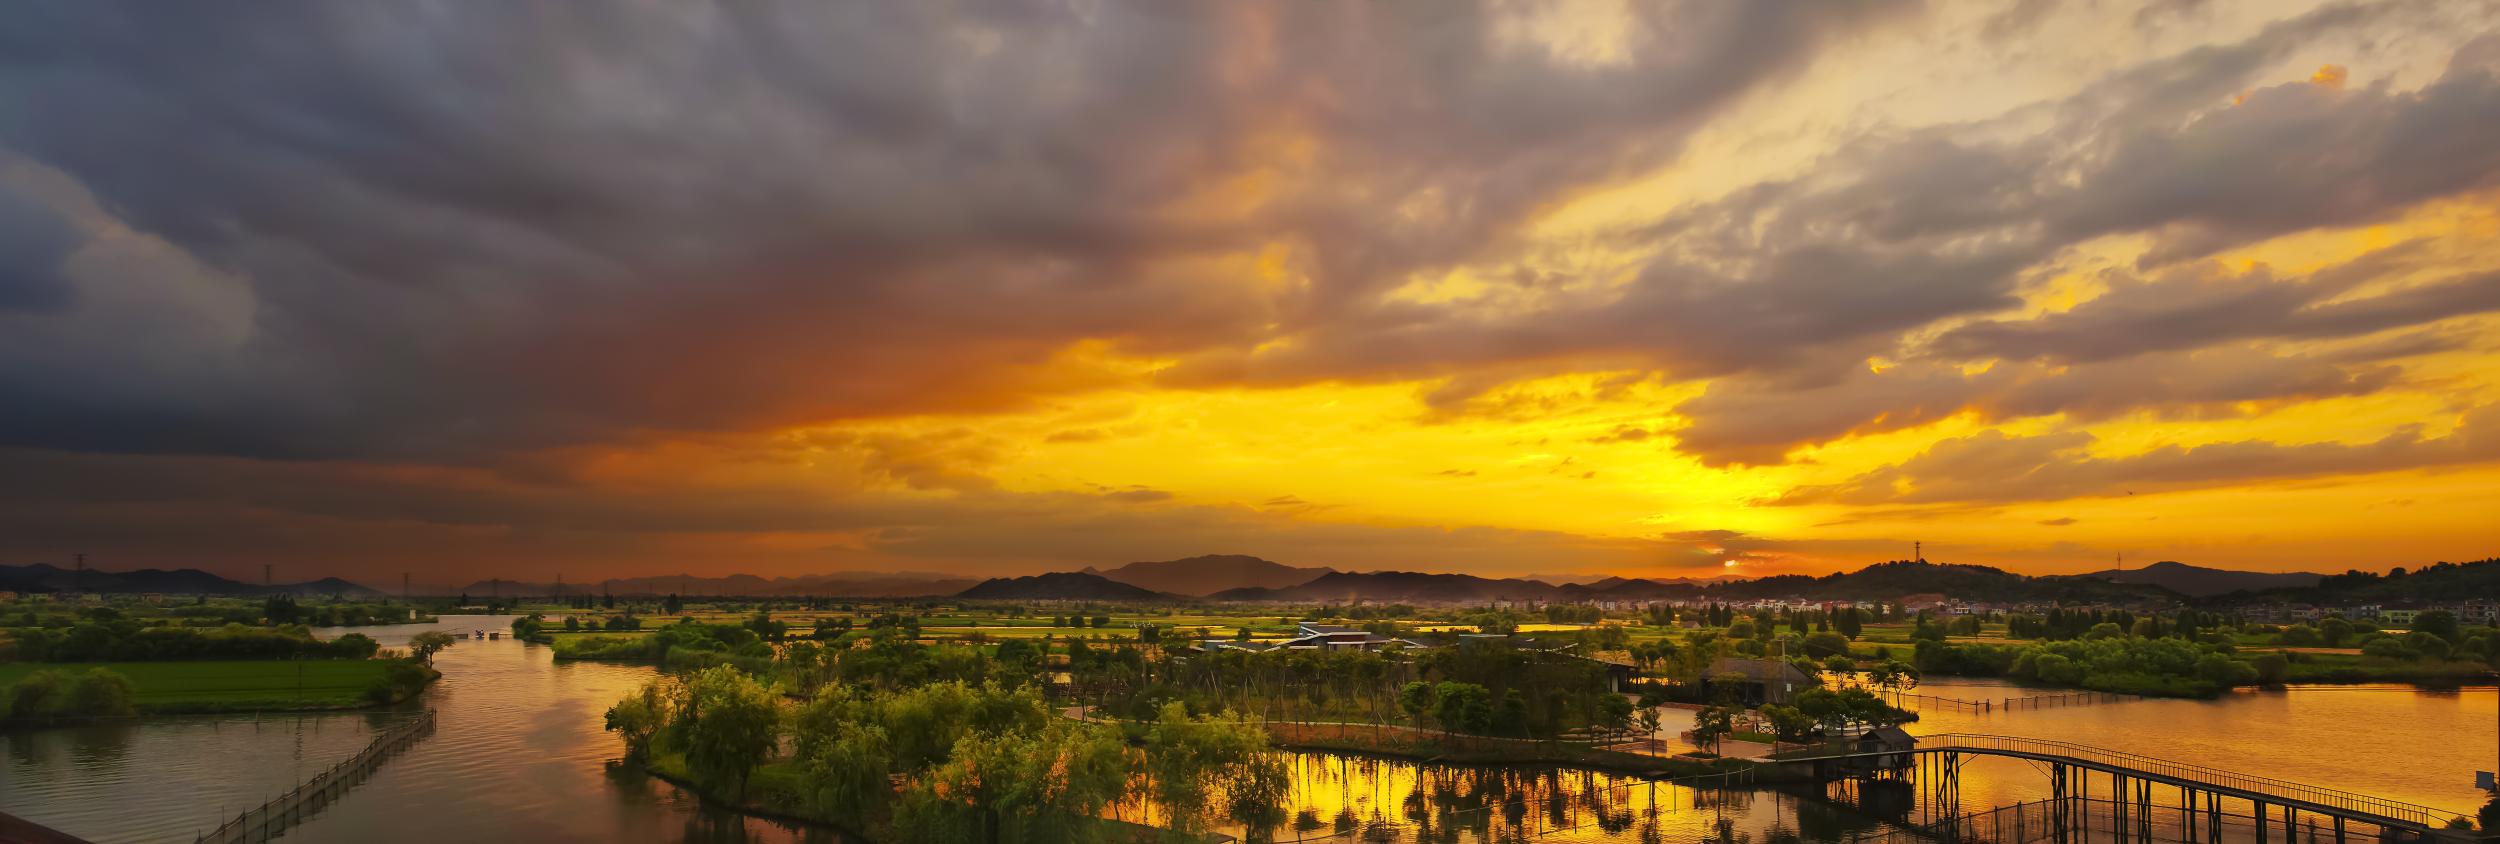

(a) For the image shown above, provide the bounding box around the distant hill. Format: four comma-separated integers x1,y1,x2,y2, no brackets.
1086,554,1330,596
452,571,978,598
1699,561,2175,604
1213,571,1564,603
2270,557,2500,603
2079,561,2322,598
0,563,384,598
1206,570,1724,604
955,571,1168,602
1564,577,1708,601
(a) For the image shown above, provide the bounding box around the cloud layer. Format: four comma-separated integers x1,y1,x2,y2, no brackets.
3,0,2498,581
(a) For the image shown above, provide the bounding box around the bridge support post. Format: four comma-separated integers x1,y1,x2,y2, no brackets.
2184,787,2197,844
2051,764,2069,844
2116,773,2130,844
2258,801,2269,844
2139,778,2153,844
2333,816,2344,844
2209,792,2222,844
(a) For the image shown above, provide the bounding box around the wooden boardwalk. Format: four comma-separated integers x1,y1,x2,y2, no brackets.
193,709,436,844
1892,690,2142,714
1772,732,2446,833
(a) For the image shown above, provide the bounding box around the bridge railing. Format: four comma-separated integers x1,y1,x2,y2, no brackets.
1915,734,2441,829
195,709,436,844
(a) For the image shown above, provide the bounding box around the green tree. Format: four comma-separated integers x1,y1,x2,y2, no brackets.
65,668,136,717
1760,704,1818,742
891,721,1130,844
603,680,670,762
2250,653,2290,685
1398,681,1436,727
2415,634,2454,662
1432,682,1493,734
2412,610,2461,643
4,669,65,718
1835,608,1863,640
1142,702,1288,833
2362,636,2414,660
680,666,780,798
1636,707,1664,753
2319,617,2354,647
2193,653,2256,687
408,630,456,664
1802,631,1853,659
1690,703,1737,755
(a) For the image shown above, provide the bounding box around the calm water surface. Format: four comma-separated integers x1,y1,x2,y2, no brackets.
3,617,2489,843
1907,676,2498,817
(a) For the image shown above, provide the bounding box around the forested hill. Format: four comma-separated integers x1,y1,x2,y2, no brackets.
2250,558,2500,603
1085,554,1332,596
0,563,384,597
1697,561,2176,604
955,571,1169,602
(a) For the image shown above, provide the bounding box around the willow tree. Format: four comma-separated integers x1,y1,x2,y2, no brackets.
681,665,779,799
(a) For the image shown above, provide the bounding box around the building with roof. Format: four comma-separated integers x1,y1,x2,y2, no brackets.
1703,656,1818,705
1197,621,1422,653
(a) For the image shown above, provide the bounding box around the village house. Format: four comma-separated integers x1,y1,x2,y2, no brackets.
1702,656,1817,706
1196,622,1422,653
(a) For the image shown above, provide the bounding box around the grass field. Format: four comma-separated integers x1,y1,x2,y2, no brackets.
0,660,397,710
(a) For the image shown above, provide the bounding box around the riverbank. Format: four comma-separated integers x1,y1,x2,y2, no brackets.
1255,719,1762,778
0,659,436,719
632,752,1220,844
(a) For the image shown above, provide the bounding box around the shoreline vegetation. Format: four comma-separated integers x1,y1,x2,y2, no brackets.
10,584,2500,839
582,609,1908,843
0,597,453,724
0,659,437,721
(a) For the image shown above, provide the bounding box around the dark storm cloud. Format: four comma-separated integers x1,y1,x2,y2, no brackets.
3,0,2484,469
1670,344,2411,465
0,445,1705,580
0,0,1911,461
2054,36,2500,265
0,184,79,311
1775,404,2500,506
1933,261,2500,364
1166,3,2494,413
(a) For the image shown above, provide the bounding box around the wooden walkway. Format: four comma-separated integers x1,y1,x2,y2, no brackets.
193,709,436,844
1771,732,2446,832
1892,691,2142,714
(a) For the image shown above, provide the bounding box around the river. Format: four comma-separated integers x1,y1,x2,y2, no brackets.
2,616,2490,843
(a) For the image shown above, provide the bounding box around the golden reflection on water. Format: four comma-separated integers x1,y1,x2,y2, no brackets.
1128,753,1904,844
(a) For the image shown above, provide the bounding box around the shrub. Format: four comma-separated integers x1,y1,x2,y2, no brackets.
67,668,137,717
1802,632,1853,659
2250,653,2289,685
5,669,66,717
2362,637,2414,660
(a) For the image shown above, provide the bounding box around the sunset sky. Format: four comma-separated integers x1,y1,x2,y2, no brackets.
5,1,2500,586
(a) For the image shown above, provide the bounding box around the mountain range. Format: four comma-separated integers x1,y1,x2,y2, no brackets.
1084,554,1332,596
2077,560,2324,597
15,554,2481,606
0,563,383,598
955,571,1167,602
449,571,980,598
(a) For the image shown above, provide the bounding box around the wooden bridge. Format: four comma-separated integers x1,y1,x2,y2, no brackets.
1891,691,2143,714
1772,733,2453,840
193,710,436,844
